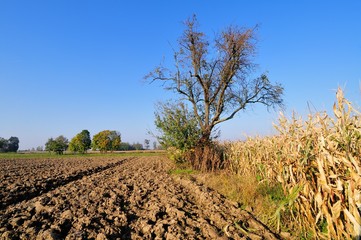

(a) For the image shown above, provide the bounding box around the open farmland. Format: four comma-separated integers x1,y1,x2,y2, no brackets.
0,155,277,239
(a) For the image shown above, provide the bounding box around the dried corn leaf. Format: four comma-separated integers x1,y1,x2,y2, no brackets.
331,200,342,220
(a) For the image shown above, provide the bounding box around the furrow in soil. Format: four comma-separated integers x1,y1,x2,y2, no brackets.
0,156,278,239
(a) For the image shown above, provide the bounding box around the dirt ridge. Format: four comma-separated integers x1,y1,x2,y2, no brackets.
1,157,129,210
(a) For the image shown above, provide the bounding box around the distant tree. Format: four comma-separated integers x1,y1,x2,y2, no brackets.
0,138,8,152
118,142,135,151
68,140,77,153
109,131,121,151
144,139,150,150
36,146,43,151
92,130,121,153
118,142,147,151
69,130,91,154
45,135,68,154
8,137,19,152
132,142,144,150
153,141,157,150
45,138,56,153
0,136,19,152
92,131,110,152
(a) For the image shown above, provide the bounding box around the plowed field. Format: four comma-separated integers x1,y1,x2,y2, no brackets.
0,155,278,239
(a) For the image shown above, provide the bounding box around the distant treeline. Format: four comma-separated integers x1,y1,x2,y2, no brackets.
44,130,155,154
118,142,144,151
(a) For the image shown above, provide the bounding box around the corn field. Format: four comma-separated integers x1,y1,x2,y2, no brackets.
225,89,361,239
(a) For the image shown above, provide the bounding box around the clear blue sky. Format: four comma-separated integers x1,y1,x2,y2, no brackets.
1,1,360,150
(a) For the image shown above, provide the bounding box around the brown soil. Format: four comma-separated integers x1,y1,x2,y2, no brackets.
0,156,278,239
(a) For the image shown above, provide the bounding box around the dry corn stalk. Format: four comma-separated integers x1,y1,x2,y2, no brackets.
225,88,361,239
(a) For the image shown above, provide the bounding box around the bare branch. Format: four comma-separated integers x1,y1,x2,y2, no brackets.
213,74,284,125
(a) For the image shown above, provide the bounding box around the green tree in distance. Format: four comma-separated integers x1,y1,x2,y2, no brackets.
0,136,20,153
45,135,68,154
109,131,121,151
8,137,19,152
92,130,121,153
69,130,91,154
0,138,7,152
132,142,143,150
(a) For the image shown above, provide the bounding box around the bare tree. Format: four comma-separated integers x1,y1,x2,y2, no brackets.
147,15,284,145
144,139,150,150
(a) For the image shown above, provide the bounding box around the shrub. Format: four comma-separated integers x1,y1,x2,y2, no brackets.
154,102,201,152
166,147,185,164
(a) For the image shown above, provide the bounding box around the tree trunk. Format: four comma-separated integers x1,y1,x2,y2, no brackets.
185,127,227,172
199,134,211,146
199,127,212,145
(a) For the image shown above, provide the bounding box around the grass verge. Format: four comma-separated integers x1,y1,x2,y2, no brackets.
194,171,290,233
167,162,289,235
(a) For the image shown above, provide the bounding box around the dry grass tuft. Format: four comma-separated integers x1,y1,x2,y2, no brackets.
195,171,285,233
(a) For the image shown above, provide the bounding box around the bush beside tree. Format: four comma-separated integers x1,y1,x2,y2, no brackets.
153,102,201,162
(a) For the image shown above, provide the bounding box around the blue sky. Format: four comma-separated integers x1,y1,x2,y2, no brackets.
1,1,360,150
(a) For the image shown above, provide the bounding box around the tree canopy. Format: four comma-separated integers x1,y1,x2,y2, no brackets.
92,130,121,153
0,136,19,152
45,135,68,154
69,130,91,154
